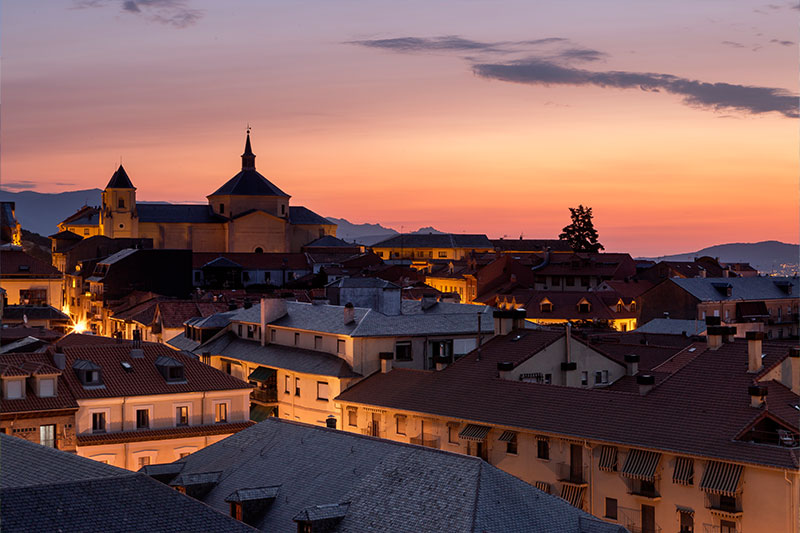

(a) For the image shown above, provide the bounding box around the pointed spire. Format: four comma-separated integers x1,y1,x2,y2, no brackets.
105,164,135,189
241,126,256,170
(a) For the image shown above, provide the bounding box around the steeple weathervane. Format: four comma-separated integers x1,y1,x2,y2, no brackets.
241,125,256,170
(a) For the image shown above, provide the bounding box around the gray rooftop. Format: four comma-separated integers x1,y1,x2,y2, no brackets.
138,203,227,224
634,318,706,336
198,333,360,378
669,276,797,301
146,418,625,533
372,232,493,249
0,434,255,533
289,206,333,226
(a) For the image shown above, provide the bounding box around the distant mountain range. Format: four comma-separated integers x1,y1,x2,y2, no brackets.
640,241,798,275
2,189,795,274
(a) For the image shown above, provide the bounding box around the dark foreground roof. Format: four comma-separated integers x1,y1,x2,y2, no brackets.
144,418,624,533
0,434,254,533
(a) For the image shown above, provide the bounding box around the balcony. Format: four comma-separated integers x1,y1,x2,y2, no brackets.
251,388,277,404
618,507,662,533
703,525,739,533
410,434,440,449
706,494,742,518
556,462,588,485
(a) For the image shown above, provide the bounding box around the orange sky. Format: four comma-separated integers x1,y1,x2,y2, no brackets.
2,1,797,255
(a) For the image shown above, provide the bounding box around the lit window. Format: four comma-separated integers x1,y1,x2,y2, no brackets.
92,412,106,433
215,403,228,423
396,416,407,435
39,424,56,448
176,406,189,426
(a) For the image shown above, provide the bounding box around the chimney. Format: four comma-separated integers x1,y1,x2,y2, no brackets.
343,303,355,325
636,374,655,395
790,347,800,395
243,298,252,309
493,309,526,336
497,361,514,381
624,354,640,376
699,268,706,278
379,352,393,373
53,352,66,370
325,416,337,429
706,326,725,350
724,326,737,343
261,297,289,346
435,354,452,371
748,384,768,408
564,322,572,364
132,329,142,348
746,331,765,372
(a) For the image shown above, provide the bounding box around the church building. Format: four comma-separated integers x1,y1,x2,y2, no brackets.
59,133,336,253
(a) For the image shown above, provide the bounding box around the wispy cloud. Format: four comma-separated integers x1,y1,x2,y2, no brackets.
2,181,39,191
770,38,795,46
73,0,202,28
721,40,745,48
472,59,799,118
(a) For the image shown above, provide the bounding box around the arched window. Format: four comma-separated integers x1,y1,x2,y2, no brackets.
118,198,125,209
254,247,263,254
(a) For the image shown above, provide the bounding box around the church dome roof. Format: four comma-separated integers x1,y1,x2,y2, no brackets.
208,131,289,198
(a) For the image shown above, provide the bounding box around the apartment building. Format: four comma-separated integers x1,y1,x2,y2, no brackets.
371,233,494,262
337,316,800,533
0,250,63,309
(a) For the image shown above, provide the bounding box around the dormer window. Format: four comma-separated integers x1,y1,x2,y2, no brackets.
540,299,553,313
578,299,591,313
616,302,624,313
72,360,103,388
630,301,637,312
155,356,186,383
38,377,56,398
5,378,25,400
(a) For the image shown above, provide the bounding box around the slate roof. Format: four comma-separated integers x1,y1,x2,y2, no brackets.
137,203,227,223
209,169,289,197
59,205,100,226
372,233,493,249
289,206,334,225
3,306,70,321
58,343,251,399
196,333,360,378
337,334,800,469
304,235,352,247
193,252,310,270
0,250,62,278
144,418,623,533
634,318,707,336
105,165,135,189
0,434,255,533
669,276,798,301
49,229,83,241
327,277,400,289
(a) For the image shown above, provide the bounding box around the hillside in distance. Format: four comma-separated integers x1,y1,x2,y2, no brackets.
642,241,798,275
326,217,444,245
0,188,102,236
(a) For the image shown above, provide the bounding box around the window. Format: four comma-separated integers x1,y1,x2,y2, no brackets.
6,380,23,399
395,341,412,361
679,510,694,532
448,425,458,444
617,303,624,313
271,329,276,342
136,409,150,430
38,378,55,398
348,409,357,427
544,373,552,385
247,325,254,339
238,324,243,337
438,251,447,258
284,375,291,394
243,271,251,282
294,332,300,346
219,203,225,214
396,416,407,435
281,204,286,215
630,301,636,312
720,520,736,533
295,377,301,396
506,433,518,455
176,406,189,426
540,301,553,313
83,228,90,236
597,497,616,520
376,251,384,258
595,371,609,385
314,335,323,350
337,339,346,355
578,301,591,313
565,276,575,286
581,371,588,386
316,381,329,401
537,438,549,460
215,403,228,423
39,424,56,448
92,412,106,433
138,456,151,468
118,198,125,209
581,276,590,287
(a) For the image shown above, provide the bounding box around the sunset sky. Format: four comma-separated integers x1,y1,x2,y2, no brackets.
2,0,797,256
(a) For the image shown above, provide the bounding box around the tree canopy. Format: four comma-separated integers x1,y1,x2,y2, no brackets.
558,205,604,253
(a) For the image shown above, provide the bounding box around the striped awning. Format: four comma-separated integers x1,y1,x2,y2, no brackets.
673,457,694,485
459,424,491,441
498,430,517,442
534,481,551,494
700,461,743,496
560,484,585,508
598,445,618,472
676,505,694,516
621,449,662,481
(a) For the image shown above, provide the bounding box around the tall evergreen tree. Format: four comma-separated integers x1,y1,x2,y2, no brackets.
559,205,604,253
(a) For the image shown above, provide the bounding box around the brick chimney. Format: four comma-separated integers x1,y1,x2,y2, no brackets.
493,309,527,336
497,361,514,381
379,352,393,373
746,331,765,372
748,384,768,408
706,326,725,350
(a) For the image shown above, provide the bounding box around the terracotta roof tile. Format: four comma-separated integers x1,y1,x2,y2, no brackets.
0,250,61,278
0,354,78,414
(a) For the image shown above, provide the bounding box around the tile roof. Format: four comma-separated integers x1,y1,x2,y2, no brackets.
157,300,233,328
58,343,251,399
2,306,70,322
669,276,798,301
0,434,255,533
148,418,623,533
0,326,62,343
58,205,100,226
193,252,310,270
137,203,227,223
491,290,637,321
0,250,61,278
196,333,360,378
337,336,800,469
55,332,122,348
77,421,254,445
372,233,494,249
289,206,334,225
209,169,289,197
304,235,353,247
492,238,573,252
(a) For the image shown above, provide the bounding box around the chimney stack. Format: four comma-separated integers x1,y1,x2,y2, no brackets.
706,326,725,350
724,326,737,343
343,303,355,325
325,416,337,429
748,384,768,408
435,354,452,371
746,331,765,372
636,374,655,395
260,298,288,347
497,361,514,381
53,352,66,370
624,354,640,376
493,309,527,336
379,352,393,374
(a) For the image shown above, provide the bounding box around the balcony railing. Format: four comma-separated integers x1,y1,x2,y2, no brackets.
626,525,662,533
706,494,743,516
556,462,588,485
251,389,277,404
410,435,440,449
703,524,739,533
